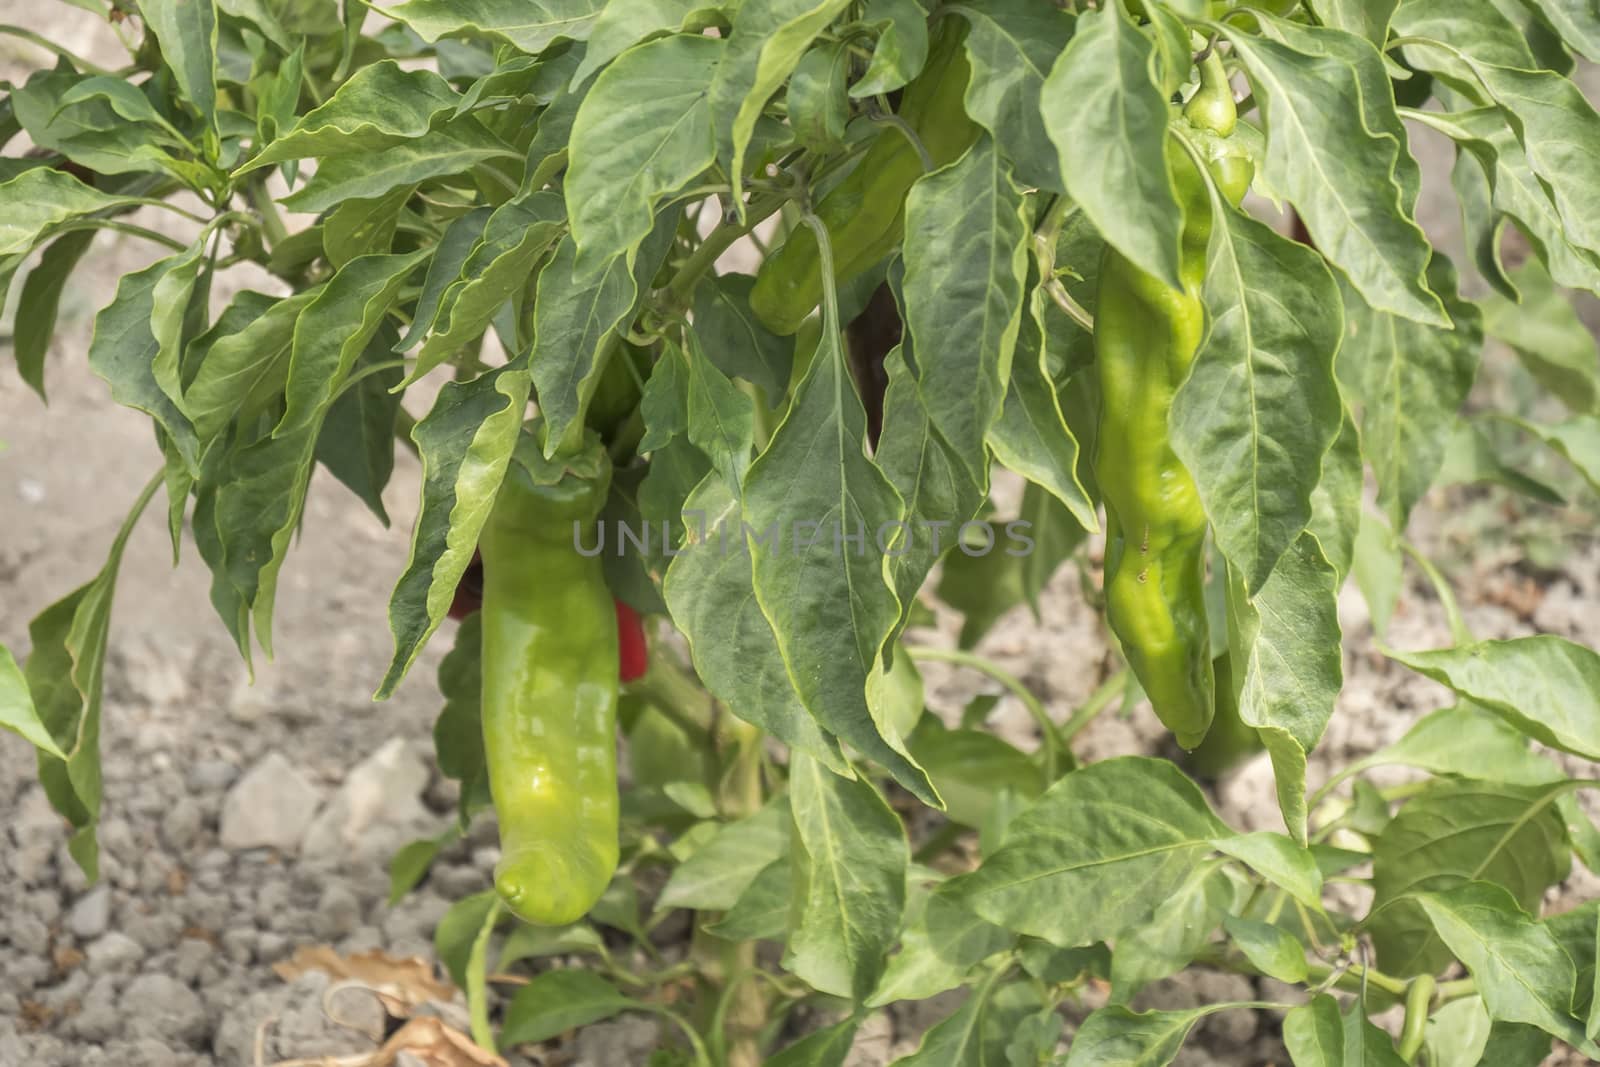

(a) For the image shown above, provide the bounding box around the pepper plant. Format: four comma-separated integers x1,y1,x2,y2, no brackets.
5,0,1600,1063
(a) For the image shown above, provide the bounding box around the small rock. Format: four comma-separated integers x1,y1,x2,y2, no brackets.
68,886,113,940
221,928,256,964
108,635,190,706
124,973,209,1047
315,884,363,939
71,975,123,1042
575,1016,663,1066
162,798,204,851
220,752,320,854
842,1011,894,1067
8,913,49,955
188,760,239,793
300,739,435,863
124,912,184,952
175,939,214,983
86,932,144,973
257,932,290,963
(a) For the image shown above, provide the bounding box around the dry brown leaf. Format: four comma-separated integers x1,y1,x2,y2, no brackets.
273,946,456,1015
376,1017,509,1067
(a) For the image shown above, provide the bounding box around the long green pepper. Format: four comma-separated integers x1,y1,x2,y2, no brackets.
480,430,619,926
1093,54,1251,749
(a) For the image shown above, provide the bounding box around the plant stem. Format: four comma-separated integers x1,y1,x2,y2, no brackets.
1060,668,1128,744
663,193,788,307
466,898,502,1055
906,645,1065,779
1398,973,1435,1062
247,177,289,250
627,655,717,736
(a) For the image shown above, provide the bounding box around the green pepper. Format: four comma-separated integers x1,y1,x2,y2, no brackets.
1093,54,1252,749
480,427,619,925
749,19,979,336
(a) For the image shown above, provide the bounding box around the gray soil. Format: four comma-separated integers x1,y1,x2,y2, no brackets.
2,7,1598,1065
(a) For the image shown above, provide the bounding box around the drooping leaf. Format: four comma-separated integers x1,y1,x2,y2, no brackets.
659,794,792,911
1282,994,1409,1067
500,971,633,1046
1061,1005,1207,1067
380,0,605,53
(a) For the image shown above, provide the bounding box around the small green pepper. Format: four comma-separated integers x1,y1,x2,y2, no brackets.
480,428,619,925
1093,53,1252,749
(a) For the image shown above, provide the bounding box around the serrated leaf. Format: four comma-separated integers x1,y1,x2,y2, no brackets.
784,753,909,1001
1172,196,1342,593
1368,779,1570,976
378,361,532,698
1044,0,1182,289
945,757,1230,948
566,33,719,268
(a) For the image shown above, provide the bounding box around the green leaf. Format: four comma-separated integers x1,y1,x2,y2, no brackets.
1387,635,1600,762
1416,882,1598,1055
784,754,910,1001
1510,415,1600,494
1479,260,1600,415
388,831,450,905
658,794,792,911
1468,62,1600,269
1305,411,1362,584
434,890,498,988
1437,419,1567,505
433,612,487,822
1213,831,1323,910
1282,994,1408,1067
876,344,987,624
184,288,317,453
1522,0,1600,62
1334,257,1483,531
530,208,676,453
1351,511,1402,637
408,190,565,382
1226,533,1343,843
500,970,633,1046
1369,779,1570,976
280,119,518,213
945,757,1230,948
210,251,426,657
1421,996,1493,1067
377,360,532,698
1222,20,1447,326
0,642,67,759
850,0,928,98
322,186,414,269
380,0,604,53
1222,915,1308,983
0,167,124,258
1061,1005,1206,1067
1351,703,1559,785
661,475,848,768
571,0,719,86
566,33,720,269
315,322,404,524
987,280,1096,531
1172,197,1343,593
949,0,1074,191
869,879,1013,1006
24,475,158,880
709,0,850,205
741,289,933,802
1109,863,1230,1001
239,60,462,170
1306,0,1397,43
394,207,493,352
704,857,791,940
766,1017,860,1067
88,254,201,472
690,272,795,401
903,132,1029,482
1043,0,1182,289
11,70,184,178
13,229,94,400
908,717,1044,831
890,975,1011,1066
681,331,755,487
138,0,220,135
787,43,849,151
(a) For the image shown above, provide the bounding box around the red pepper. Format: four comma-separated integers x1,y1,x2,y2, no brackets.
450,550,648,682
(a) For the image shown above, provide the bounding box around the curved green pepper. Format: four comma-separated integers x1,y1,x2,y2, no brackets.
1093,55,1252,749
749,20,979,336
480,429,619,925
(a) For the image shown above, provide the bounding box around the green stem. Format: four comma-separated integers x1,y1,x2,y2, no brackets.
54,218,189,252
1060,668,1128,744
246,177,290,250
1032,195,1094,333
627,655,718,736
664,194,789,307
906,645,1064,779
0,25,117,74
1398,973,1435,1062
466,898,502,1055
1399,539,1473,646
